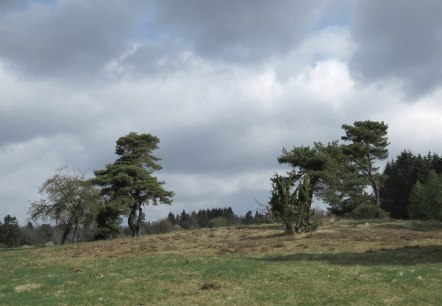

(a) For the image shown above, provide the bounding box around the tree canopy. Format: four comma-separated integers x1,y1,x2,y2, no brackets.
341,120,389,216
0,215,20,248
93,132,174,237
409,170,442,221
268,173,312,233
273,120,390,224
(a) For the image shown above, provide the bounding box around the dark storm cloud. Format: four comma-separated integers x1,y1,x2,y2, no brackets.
0,103,97,146
0,0,327,80
148,0,326,63
0,0,38,12
349,0,442,97
0,0,146,80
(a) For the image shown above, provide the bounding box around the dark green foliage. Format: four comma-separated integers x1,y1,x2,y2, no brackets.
409,170,442,220
244,210,254,225
0,215,20,248
167,212,176,225
93,133,174,237
94,205,122,240
278,141,367,216
141,206,254,234
345,204,389,219
133,207,265,235
409,181,427,219
381,151,442,219
179,210,191,229
171,207,242,229
293,175,312,231
197,210,210,227
341,120,389,215
269,174,295,233
253,210,270,224
277,143,332,216
316,142,370,215
277,121,390,218
268,174,312,233
381,151,427,218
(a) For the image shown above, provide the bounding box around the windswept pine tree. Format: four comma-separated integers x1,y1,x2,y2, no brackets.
93,133,174,237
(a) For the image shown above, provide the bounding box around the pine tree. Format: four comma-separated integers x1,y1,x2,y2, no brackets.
0,215,20,248
94,133,174,237
409,170,442,220
341,120,389,217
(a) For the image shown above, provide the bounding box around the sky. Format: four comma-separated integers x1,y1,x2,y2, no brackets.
1,0,442,224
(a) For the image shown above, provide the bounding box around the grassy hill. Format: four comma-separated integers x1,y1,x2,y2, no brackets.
1,219,441,305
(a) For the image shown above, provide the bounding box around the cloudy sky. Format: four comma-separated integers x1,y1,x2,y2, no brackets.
1,0,442,223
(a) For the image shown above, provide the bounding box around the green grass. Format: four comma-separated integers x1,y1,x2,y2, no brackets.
1,219,441,305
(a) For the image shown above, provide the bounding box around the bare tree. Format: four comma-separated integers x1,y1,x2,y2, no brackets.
28,167,100,244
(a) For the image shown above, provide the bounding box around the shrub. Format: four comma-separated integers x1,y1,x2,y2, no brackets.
208,217,228,228
346,204,389,219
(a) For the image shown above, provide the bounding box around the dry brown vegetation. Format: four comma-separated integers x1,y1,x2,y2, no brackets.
33,218,442,264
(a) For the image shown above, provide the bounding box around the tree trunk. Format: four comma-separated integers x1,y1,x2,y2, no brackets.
61,225,72,245
135,204,143,237
305,177,317,225
285,222,293,234
128,204,138,237
367,170,381,218
72,222,79,243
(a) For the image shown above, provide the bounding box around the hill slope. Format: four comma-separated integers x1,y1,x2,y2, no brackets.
1,219,441,305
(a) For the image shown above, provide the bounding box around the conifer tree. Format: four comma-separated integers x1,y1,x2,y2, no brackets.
269,174,312,233
409,170,442,220
341,120,389,217
94,133,174,237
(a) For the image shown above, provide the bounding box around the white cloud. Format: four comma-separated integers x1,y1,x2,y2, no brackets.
1,1,442,225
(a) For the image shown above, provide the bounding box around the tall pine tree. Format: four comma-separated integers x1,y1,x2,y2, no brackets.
94,133,174,237
341,120,389,217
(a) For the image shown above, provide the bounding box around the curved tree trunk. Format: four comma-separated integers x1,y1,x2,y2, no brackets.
135,204,143,237
367,170,381,218
128,204,138,237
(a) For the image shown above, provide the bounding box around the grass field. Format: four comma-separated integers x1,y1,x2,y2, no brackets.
1,219,441,305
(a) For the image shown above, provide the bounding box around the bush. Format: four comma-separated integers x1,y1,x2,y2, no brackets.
158,219,175,233
208,217,228,228
94,206,122,240
346,204,389,219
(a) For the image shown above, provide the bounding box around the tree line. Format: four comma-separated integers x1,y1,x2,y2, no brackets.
2,120,441,247
381,151,442,220
6,132,270,247
0,208,271,248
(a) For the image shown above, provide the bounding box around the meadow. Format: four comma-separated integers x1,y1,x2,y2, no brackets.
1,219,441,305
